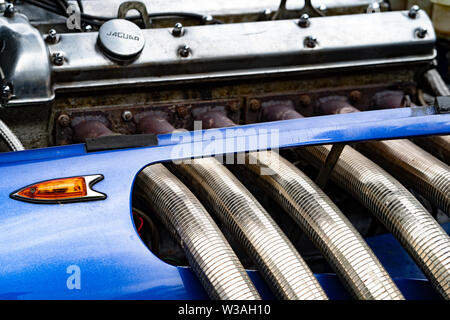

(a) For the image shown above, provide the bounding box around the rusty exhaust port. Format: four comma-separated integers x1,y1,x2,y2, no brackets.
317,96,360,115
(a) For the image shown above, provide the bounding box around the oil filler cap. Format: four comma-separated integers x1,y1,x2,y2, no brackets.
98,19,145,61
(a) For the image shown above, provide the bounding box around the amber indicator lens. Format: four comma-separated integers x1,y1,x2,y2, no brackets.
17,177,87,200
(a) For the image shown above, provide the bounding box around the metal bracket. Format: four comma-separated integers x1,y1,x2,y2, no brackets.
435,96,450,114
272,0,324,20
85,134,158,152
315,143,345,189
118,1,151,29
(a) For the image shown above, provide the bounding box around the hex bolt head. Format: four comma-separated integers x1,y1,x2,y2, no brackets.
46,29,59,44
57,114,71,127
318,4,327,12
122,110,133,122
263,9,272,17
350,90,362,102
229,102,240,112
202,15,214,24
298,14,310,28
172,23,185,37
304,36,318,48
416,27,428,39
249,99,261,111
176,105,188,118
299,94,311,106
1,84,12,102
409,5,420,19
178,45,191,58
84,25,93,32
4,4,15,17
52,52,65,66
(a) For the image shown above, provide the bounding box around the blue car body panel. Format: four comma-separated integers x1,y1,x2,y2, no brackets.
0,108,449,299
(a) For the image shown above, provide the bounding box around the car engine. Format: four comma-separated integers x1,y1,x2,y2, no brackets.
0,0,449,301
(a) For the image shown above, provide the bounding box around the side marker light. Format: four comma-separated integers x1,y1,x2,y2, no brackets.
10,175,106,204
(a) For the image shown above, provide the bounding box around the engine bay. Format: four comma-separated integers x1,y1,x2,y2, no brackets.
0,0,449,300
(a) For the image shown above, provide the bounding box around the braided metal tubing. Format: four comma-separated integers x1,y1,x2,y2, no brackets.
0,119,24,151
298,144,450,299
136,164,261,300
168,157,328,300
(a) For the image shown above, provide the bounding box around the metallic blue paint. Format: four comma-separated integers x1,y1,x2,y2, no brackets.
0,108,448,299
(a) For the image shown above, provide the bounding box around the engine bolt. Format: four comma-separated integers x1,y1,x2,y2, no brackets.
304,36,318,48
318,4,327,12
84,25,93,32
416,27,428,39
299,94,311,106
4,4,15,17
249,99,261,111
229,101,240,112
349,90,362,102
176,105,188,118
262,8,272,19
178,45,191,58
122,110,133,122
58,114,71,127
298,14,310,28
46,29,59,44
202,15,214,24
1,84,12,103
408,5,420,19
52,52,65,66
172,23,185,37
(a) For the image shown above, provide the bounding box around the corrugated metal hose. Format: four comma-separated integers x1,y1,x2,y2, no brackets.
356,139,450,215
233,151,405,300
168,157,328,300
135,164,261,300
261,104,450,299
297,144,450,299
139,114,327,299
197,111,403,300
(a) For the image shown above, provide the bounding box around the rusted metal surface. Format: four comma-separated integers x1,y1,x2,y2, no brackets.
244,82,416,124
72,120,119,143
0,65,413,149
55,99,241,145
316,96,360,115
372,90,413,109
136,114,176,135
262,100,302,121
196,111,236,129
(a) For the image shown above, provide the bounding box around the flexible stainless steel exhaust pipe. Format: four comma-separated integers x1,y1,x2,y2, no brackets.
136,164,261,300
271,105,450,299
413,69,450,165
169,157,328,300
316,97,450,216
0,119,24,151
72,120,261,300
138,114,328,300
299,144,450,299
413,135,450,166
356,139,450,215
199,111,404,300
